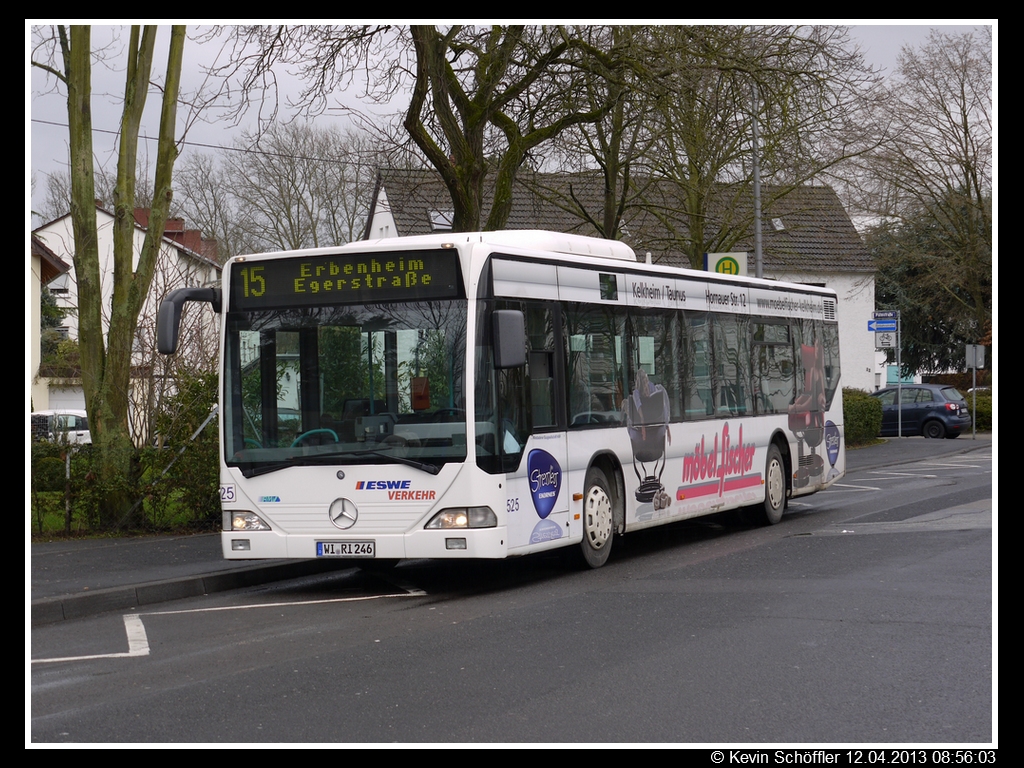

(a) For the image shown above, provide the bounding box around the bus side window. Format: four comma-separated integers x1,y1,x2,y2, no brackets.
529,350,555,427
564,303,626,428
683,312,713,420
626,308,684,423
752,321,794,415
523,302,559,430
712,314,752,416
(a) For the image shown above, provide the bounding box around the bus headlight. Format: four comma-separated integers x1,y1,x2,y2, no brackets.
425,506,497,529
225,510,272,532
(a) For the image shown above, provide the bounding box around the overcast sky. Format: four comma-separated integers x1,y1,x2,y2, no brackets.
26,22,995,223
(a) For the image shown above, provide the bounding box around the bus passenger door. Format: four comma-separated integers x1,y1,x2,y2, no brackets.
500,304,570,552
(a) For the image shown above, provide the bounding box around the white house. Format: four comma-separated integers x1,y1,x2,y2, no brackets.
30,235,71,411
31,205,221,442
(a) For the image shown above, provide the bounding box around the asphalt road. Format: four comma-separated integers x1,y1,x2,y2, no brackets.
29,434,994,744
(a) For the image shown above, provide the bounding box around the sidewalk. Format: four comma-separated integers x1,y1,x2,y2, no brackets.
30,433,992,626
30,534,344,625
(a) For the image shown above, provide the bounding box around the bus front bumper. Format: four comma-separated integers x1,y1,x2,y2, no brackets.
221,526,509,561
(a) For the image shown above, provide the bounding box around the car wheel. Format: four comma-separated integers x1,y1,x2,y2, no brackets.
579,466,615,568
922,420,946,439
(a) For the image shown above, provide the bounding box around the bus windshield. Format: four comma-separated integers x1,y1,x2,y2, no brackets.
223,300,467,476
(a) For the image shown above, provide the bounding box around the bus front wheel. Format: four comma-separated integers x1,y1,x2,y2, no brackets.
579,466,615,568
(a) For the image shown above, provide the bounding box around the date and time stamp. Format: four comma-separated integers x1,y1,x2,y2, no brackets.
709,752,995,765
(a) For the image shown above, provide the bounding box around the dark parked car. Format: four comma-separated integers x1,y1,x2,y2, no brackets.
870,384,972,439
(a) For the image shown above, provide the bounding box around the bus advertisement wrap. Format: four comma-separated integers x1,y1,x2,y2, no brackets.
159,231,844,567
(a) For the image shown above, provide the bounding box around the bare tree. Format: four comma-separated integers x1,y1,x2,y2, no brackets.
647,26,882,268
174,122,378,257
860,29,991,230
32,25,186,524
861,28,992,374
172,152,242,260
131,248,220,445
531,26,664,240
540,26,884,267
206,25,625,232
37,163,155,226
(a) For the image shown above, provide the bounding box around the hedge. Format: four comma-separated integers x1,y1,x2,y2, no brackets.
843,387,882,446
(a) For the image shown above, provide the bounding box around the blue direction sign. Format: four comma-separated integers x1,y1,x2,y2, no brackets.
868,319,898,332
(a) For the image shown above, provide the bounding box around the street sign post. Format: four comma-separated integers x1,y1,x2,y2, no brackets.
875,332,896,348
966,344,986,440
871,311,902,435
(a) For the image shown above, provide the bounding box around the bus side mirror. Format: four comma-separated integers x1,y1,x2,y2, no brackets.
158,287,221,354
492,309,526,369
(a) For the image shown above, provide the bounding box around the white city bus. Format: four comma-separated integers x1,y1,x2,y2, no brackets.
159,231,844,568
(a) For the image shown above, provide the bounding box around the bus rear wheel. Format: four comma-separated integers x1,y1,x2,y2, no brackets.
744,444,786,526
579,466,614,568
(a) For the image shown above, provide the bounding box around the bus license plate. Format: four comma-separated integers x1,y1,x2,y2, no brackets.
316,541,375,558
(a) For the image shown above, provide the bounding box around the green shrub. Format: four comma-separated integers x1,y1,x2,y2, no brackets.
33,457,66,493
30,440,95,534
155,369,220,528
968,391,992,431
843,387,882,445
30,369,221,536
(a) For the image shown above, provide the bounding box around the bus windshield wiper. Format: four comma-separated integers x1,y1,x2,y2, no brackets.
239,461,292,478
239,446,440,476
302,446,441,475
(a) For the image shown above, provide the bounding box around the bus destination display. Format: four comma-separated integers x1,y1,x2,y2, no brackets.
230,249,461,310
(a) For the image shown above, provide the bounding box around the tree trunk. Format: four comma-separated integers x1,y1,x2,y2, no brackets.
58,25,186,527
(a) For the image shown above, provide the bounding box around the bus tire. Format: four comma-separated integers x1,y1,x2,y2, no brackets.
579,466,615,568
762,444,787,525
745,444,786,526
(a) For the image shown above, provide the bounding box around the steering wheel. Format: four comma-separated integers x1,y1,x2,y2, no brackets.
291,428,339,448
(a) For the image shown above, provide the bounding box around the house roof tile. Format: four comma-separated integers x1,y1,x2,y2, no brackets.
371,168,872,274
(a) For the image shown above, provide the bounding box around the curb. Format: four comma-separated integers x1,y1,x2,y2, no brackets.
31,559,344,626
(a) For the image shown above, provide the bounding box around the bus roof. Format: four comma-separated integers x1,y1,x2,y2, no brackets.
231,231,835,299
358,230,638,262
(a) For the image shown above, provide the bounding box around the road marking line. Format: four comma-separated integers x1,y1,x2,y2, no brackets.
916,462,983,468
32,593,426,665
123,614,150,655
145,591,424,617
32,614,150,664
868,471,938,478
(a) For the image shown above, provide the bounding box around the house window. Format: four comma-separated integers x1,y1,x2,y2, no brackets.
429,210,454,231
48,274,70,294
